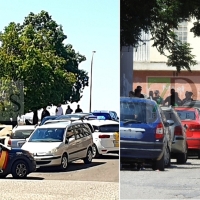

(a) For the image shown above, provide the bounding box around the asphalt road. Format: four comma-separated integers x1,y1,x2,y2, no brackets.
120,156,200,199
2,154,119,200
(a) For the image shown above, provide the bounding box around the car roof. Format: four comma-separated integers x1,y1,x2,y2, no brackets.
86,120,119,126
120,97,156,105
13,125,36,130
38,122,71,129
160,106,174,111
174,107,197,111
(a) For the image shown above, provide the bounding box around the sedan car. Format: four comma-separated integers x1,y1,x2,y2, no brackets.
161,106,187,164
0,143,36,179
120,97,172,171
86,119,119,157
174,107,200,158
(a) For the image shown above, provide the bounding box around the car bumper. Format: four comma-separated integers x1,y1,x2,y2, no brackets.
120,140,164,163
187,138,200,150
95,140,119,155
29,160,37,172
34,155,61,167
171,137,186,153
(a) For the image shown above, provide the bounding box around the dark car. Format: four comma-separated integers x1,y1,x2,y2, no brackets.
92,110,119,121
120,97,172,171
0,143,36,179
161,106,188,164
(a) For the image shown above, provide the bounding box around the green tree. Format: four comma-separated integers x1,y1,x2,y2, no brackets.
0,10,89,122
121,0,200,72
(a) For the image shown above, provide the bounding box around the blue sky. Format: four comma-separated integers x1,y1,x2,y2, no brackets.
0,0,120,115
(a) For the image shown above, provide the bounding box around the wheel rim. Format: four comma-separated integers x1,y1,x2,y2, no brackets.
164,148,170,165
87,149,93,162
92,146,96,157
16,163,27,177
62,156,68,169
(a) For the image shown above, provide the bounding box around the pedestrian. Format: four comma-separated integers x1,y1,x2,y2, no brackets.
136,86,145,98
182,91,193,105
129,91,135,97
41,106,50,121
134,88,141,98
153,90,163,105
56,103,63,116
65,105,73,114
147,91,154,99
32,110,38,125
75,105,83,113
163,88,182,106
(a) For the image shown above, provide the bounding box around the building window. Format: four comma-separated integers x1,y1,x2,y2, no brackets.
133,31,150,61
174,21,188,43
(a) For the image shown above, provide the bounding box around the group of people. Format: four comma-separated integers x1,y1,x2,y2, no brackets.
41,104,83,121
129,86,194,107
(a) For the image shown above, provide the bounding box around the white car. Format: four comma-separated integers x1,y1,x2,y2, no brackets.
86,119,119,157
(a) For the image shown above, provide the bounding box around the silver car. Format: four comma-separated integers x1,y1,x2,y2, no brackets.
161,106,187,164
21,121,94,170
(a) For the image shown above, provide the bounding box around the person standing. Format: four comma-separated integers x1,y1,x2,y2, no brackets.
41,106,50,120
65,105,73,114
153,90,163,105
182,91,193,105
56,103,63,116
147,91,154,99
75,105,83,113
136,86,145,98
163,88,182,106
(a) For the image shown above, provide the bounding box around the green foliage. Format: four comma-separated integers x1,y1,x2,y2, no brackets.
0,10,88,113
121,0,200,72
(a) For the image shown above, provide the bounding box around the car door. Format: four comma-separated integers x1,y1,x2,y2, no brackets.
65,125,77,162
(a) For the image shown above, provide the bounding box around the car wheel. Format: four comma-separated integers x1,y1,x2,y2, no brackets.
0,174,7,178
152,153,165,171
164,146,171,167
176,152,187,164
92,144,100,158
60,154,68,171
11,160,28,179
83,148,93,164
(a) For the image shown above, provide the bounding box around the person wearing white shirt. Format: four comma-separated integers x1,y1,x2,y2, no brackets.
56,103,63,116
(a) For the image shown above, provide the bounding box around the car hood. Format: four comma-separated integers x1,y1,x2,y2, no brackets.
22,142,62,154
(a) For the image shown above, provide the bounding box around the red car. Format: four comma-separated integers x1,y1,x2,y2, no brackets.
174,107,200,158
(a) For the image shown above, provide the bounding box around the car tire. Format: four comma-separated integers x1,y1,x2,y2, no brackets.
11,160,28,179
164,146,171,168
60,153,68,171
92,144,100,158
152,153,165,171
83,148,93,164
0,174,7,178
176,152,187,164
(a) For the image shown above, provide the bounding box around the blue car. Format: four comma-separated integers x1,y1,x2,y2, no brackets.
39,116,58,126
0,143,36,178
120,97,172,171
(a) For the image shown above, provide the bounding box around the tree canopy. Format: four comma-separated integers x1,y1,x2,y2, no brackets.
121,0,200,72
0,10,89,115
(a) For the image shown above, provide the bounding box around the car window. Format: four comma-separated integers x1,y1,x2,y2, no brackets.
66,126,75,140
29,128,65,142
92,113,112,120
98,124,119,132
176,111,196,120
74,125,85,139
81,124,92,136
120,101,157,123
163,110,179,124
11,130,34,139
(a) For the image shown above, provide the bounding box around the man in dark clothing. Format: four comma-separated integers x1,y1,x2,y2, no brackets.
136,86,145,98
75,105,83,113
163,88,182,106
41,106,50,121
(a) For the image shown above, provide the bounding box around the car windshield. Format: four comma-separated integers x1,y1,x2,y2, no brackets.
92,113,112,120
29,128,65,142
11,130,34,139
176,111,196,120
163,110,179,123
120,101,158,123
94,124,119,132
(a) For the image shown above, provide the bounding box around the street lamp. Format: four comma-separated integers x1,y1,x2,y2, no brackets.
89,51,96,113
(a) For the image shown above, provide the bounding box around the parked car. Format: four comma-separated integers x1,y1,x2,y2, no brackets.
182,100,200,109
174,107,200,158
120,97,172,171
161,106,188,164
0,143,36,179
7,125,36,148
21,121,94,170
92,110,119,121
86,119,119,157
39,116,58,126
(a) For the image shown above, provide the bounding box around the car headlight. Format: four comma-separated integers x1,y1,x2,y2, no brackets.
48,148,58,154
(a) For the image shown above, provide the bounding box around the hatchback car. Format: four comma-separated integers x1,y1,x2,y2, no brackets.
86,119,119,157
0,143,36,179
7,125,36,148
161,106,187,164
22,121,94,170
120,97,172,171
174,107,200,158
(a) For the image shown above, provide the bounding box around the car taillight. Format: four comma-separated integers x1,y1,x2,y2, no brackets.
174,126,183,136
155,123,164,139
189,124,200,131
8,139,11,146
99,135,110,138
